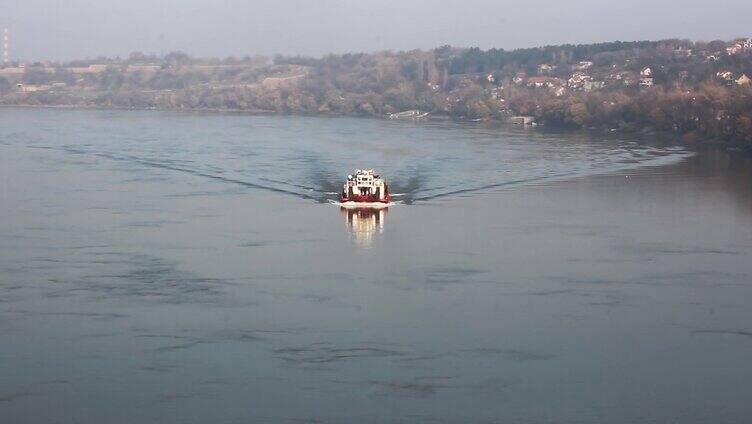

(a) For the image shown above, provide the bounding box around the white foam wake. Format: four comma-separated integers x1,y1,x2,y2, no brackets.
327,199,404,208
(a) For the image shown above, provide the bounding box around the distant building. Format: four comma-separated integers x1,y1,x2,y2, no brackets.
509,116,535,125
717,71,735,86
513,72,526,85
736,74,751,86
674,48,692,58
17,83,51,92
538,63,555,74
526,76,565,89
726,44,743,55
733,38,752,50
640,67,653,77
486,73,496,83
583,80,605,92
66,64,110,74
0,66,24,76
126,64,162,73
639,78,654,87
568,72,591,89
573,61,593,71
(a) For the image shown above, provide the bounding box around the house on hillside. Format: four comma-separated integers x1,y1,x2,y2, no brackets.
705,54,720,62
538,63,555,74
727,44,743,55
640,67,653,77
526,76,565,89
673,48,692,58
527,76,547,88
717,71,735,86
583,80,605,92
573,61,593,71
568,72,591,89
126,64,162,73
639,77,654,87
513,72,526,85
16,83,51,92
734,38,752,50
737,74,751,86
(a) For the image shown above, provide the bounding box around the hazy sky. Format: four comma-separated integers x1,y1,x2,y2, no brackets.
3,0,752,61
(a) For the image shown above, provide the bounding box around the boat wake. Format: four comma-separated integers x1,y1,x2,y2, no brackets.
26,122,692,207
327,199,404,208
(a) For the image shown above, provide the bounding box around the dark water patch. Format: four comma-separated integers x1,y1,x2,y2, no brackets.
200,379,231,386
274,342,404,366
617,242,742,257
467,348,556,361
396,352,451,365
331,375,513,399
383,266,490,289
239,241,269,248
53,253,237,304
134,334,193,340
142,329,266,354
691,330,752,338
138,365,178,374
641,271,751,288
4,310,129,319
121,219,182,228
155,392,216,403
151,340,205,353
0,392,39,403
239,238,325,248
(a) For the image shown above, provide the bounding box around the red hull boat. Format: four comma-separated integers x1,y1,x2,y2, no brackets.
340,169,390,204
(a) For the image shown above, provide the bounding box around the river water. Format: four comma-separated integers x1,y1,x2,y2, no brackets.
1,108,751,423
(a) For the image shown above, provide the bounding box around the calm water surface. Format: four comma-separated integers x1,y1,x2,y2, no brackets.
1,108,752,423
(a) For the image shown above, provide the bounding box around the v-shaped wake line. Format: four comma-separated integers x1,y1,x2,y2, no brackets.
28,141,692,206
33,145,330,203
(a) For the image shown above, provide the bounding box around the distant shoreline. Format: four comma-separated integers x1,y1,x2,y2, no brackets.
2,38,752,148
3,103,747,155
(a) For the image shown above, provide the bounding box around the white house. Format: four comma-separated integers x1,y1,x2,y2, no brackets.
727,44,743,55
538,63,555,74
573,61,593,71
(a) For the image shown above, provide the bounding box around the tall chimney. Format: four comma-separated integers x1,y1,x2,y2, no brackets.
3,28,8,64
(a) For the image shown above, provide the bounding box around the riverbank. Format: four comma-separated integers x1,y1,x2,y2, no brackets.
2,102,749,154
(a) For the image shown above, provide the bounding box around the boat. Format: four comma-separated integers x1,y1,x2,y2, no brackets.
340,169,390,205
388,110,429,120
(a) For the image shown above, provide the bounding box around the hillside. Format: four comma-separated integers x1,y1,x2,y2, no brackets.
2,38,752,145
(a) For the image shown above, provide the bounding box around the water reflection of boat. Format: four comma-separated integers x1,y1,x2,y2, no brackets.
341,207,387,247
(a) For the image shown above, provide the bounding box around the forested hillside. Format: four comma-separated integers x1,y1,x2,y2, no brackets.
2,38,752,145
